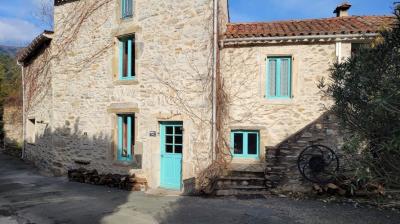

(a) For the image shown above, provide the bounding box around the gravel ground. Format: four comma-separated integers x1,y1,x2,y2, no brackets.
0,153,399,224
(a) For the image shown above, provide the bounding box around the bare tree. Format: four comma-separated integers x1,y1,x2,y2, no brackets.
33,0,54,30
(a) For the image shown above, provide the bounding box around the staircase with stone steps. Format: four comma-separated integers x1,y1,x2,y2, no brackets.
214,170,268,196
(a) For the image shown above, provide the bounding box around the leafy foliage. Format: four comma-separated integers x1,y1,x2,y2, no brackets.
0,53,21,143
0,54,21,102
321,9,400,188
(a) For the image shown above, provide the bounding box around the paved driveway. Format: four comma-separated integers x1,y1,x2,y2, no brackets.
0,153,399,224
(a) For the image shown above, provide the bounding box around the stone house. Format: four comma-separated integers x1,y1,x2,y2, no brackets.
14,0,393,194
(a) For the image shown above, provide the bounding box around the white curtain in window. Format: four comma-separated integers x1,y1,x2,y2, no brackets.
280,59,289,97
268,59,276,96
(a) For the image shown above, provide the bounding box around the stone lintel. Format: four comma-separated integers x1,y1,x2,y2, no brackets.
107,103,139,114
230,126,266,131
112,25,142,38
113,80,139,86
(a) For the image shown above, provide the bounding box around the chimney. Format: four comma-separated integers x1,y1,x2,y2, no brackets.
334,2,352,17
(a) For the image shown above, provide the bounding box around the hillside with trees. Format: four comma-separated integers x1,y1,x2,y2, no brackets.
0,45,21,57
0,51,21,145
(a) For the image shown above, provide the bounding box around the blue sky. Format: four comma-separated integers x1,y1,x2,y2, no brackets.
0,0,397,46
0,0,52,46
229,0,396,22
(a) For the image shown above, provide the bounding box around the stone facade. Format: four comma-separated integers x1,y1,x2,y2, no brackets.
19,0,379,193
22,0,229,190
23,40,55,173
265,112,345,192
220,43,351,167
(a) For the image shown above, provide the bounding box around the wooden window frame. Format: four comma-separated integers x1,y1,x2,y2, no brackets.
118,35,135,80
266,56,292,99
230,130,260,158
121,0,133,19
117,114,135,161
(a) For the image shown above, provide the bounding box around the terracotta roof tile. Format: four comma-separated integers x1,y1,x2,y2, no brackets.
225,16,396,39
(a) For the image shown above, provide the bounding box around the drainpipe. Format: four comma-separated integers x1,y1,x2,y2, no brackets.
17,62,25,160
336,42,342,63
211,0,219,161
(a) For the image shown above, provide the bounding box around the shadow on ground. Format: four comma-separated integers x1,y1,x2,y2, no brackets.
1,153,400,224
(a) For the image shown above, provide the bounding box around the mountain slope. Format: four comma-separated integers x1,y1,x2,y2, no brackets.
0,45,22,58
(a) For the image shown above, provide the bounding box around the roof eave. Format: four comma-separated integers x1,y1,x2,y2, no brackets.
17,32,54,65
54,0,80,6
221,33,379,48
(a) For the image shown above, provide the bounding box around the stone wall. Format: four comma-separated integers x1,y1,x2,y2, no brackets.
3,103,23,150
220,42,350,187
23,0,230,190
265,112,345,192
23,42,56,174
22,0,352,192
220,43,350,164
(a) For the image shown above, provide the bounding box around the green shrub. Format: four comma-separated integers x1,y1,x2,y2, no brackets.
321,8,400,189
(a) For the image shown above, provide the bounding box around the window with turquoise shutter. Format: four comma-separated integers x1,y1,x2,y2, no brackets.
266,57,292,99
230,130,259,158
117,114,135,161
121,0,133,19
118,35,135,80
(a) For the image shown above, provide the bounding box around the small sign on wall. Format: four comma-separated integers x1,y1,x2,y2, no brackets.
149,131,157,137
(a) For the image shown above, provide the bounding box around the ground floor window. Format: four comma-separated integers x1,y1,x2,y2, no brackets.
117,114,135,161
26,118,36,144
230,130,259,158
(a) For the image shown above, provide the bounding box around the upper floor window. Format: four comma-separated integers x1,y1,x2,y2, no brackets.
118,35,135,80
351,43,370,56
121,0,133,19
266,57,292,99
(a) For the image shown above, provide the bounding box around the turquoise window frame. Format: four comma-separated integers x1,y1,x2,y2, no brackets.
266,56,292,99
118,36,135,80
160,122,184,155
121,0,133,19
117,114,134,161
230,130,260,158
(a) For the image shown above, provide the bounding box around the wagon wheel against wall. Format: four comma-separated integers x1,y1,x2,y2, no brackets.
297,144,339,184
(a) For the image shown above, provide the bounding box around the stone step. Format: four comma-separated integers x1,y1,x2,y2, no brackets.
216,177,265,189
214,170,268,196
218,176,265,181
229,170,265,178
216,185,267,190
215,188,269,196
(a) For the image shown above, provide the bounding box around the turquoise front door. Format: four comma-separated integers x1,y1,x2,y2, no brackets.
160,122,183,190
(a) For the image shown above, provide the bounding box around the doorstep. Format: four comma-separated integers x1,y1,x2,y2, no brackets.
145,188,182,196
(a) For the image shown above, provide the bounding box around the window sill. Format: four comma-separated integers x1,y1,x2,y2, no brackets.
231,157,262,164
119,16,134,24
113,160,140,169
232,155,260,160
113,79,139,86
264,97,295,105
113,154,142,169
